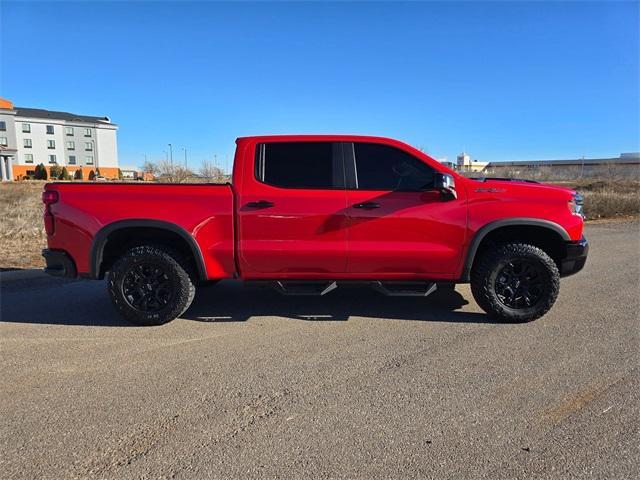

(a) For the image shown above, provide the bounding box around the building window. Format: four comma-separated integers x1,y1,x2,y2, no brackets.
0,137,7,146
22,123,31,133
85,155,94,165
48,154,57,164
0,121,6,131
84,142,93,151
24,154,34,163
84,128,92,137
68,155,76,165
46,125,55,134
65,126,74,136
67,141,75,150
47,140,56,149
23,138,32,148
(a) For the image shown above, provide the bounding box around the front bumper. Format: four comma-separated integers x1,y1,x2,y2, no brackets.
560,237,588,277
42,249,77,278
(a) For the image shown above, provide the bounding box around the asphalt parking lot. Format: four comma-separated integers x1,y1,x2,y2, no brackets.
1,221,638,479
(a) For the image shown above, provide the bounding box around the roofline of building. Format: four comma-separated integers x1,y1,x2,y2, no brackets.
6,107,118,127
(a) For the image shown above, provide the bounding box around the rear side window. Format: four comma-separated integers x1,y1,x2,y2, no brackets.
255,142,340,189
354,143,435,191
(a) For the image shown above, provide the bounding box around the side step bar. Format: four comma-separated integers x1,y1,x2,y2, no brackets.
248,280,442,297
372,281,438,297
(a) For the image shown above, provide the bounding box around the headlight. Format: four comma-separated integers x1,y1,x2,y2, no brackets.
568,193,584,218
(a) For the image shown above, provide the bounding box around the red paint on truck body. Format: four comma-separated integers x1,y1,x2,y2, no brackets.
45,135,584,281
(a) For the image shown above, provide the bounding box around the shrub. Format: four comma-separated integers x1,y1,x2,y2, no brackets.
34,164,48,180
88,170,96,180
60,167,71,180
118,168,123,180
49,165,62,179
74,169,83,180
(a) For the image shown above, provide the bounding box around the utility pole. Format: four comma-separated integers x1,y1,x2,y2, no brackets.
182,147,187,169
168,143,173,169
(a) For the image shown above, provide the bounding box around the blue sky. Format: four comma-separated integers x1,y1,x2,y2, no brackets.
1,1,638,171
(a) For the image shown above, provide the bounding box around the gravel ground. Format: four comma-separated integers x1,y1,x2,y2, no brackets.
1,221,638,479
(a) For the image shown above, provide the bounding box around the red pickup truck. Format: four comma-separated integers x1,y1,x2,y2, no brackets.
42,135,588,325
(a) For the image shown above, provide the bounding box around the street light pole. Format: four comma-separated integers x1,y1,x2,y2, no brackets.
168,143,173,169
182,147,187,169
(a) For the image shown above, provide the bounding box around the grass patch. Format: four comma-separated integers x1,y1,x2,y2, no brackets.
0,181,48,270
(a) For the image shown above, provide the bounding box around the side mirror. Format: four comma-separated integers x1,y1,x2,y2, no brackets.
434,173,457,200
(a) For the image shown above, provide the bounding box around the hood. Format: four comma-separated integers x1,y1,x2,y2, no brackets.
467,177,576,198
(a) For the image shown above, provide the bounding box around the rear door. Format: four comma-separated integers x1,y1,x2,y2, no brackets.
237,141,349,278
344,142,467,277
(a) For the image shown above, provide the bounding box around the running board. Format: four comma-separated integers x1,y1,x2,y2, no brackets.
372,281,438,297
248,280,440,297
272,281,338,296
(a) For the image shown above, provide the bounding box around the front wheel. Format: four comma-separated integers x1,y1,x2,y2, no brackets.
108,245,196,326
471,243,560,323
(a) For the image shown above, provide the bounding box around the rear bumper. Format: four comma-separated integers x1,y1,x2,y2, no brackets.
42,249,77,278
560,236,588,277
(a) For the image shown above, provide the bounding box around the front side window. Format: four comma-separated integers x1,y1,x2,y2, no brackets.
67,141,75,150
84,128,92,137
22,123,31,133
353,143,435,191
48,154,57,164
84,142,93,151
0,137,7,146
85,155,94,165
23,138,32,148
65,126,74,136
46,125,54,134
47,140,56,149
68,155,76,165
24,153,34,163
255,142,338,189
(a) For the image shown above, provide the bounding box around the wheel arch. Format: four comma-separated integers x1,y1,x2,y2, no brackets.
90,219,207,280
460,218,570,282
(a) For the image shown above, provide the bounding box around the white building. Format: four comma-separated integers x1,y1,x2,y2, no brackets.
456,152,489,173
0,97,119,181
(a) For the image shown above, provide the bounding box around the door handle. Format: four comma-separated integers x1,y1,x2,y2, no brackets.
246,200,274,209
353,202,381,209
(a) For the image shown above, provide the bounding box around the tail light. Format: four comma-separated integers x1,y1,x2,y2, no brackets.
42,190,59,205
42,190,59,235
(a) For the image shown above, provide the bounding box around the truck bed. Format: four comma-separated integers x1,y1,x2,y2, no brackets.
44,182,236,278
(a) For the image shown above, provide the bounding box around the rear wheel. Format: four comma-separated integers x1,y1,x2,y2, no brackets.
108,245,196,326
471,243,560,323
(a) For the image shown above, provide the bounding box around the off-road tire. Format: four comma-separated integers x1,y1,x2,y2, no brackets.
108,245,196,326
470,243,560,323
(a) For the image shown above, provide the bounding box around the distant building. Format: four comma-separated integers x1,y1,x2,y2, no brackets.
484,153,640,174
0,97,119,181
457,152,489,173
437,158,456,170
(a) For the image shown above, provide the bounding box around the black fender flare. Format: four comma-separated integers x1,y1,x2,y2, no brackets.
459,218,570,282
89,219,207,280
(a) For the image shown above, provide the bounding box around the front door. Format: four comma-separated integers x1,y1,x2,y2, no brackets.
237,141,349,278
344,142,467,278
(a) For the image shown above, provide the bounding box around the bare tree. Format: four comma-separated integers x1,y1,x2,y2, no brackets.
140,160,159,176
199,159,225,182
